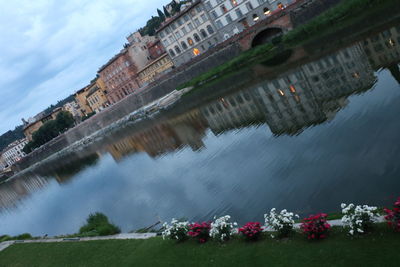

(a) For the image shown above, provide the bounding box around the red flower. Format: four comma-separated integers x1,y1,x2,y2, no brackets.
301,213,330,240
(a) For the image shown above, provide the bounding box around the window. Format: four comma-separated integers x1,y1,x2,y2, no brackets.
169,49,176,57
195,6,202,12
231,0,238,7
165,27,171,34
194,18,201,26
159,31,165,38
264,7,271,15
182,26,188,35
175,31,181,38
205,1,212,9
183,15,189,22
201,14,207,23
200,29,208,38
193,33,201,42
207,25,215,34
193,48,201,56
171,23,176,30
225,14,233,23
169,36,174,43
277,2,285,9
181,41,188,50
246,2,254,11
187,37,194,46
177,18,183,26
215,20,223,29
258,0,266,5
211,11,218,19
235,8,243,18
188,22,194,30
174,45,181,54
253,14,259,21
221,4,228,13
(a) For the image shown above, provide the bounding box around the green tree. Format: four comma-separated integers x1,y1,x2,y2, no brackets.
157,9,165,21
163,6,171,18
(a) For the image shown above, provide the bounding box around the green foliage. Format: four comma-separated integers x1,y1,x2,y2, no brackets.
79,212,120,237
138,16,164,36
81,112,96,122
0,233,33,242
157,9,165,21
23,111,75,154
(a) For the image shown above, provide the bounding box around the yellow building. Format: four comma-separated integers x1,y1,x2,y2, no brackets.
74,86,93,115
86,78,109,113
137,53,174,86
23,108,63,141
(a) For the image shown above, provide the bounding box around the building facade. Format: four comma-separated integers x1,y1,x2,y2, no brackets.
86,78,109,113
98,49,140,104
137,53,175,86
23,108,63,141
74,86,93,116
204,0,292,40
2,139,28,166
126,32,157,71
156,0,222,66
63,101,83,119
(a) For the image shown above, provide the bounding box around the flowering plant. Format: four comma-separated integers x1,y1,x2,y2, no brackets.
209,215,238,242
188,222,211,243
238,222,263,241
162,219,189,242
300,213,331,240
264,208,299,238
341,203,379,235
384,197,400,232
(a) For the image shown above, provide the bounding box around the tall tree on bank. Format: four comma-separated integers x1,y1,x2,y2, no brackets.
157,9,165,21
163,6,171,18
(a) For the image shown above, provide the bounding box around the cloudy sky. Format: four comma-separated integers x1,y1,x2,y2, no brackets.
0,0,167,134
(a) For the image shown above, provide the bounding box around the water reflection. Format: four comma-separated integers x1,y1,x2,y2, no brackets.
0,24,399,235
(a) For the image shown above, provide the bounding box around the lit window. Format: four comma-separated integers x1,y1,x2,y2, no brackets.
221,4,228,13
277,3,285,9
264,8,271,15
253,14,259,21
289,85,296,93
187,37,194,46
277,89,285,96
231,0,238,7
193,48,201,56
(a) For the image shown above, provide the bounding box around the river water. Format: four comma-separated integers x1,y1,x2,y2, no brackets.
1,22,400,237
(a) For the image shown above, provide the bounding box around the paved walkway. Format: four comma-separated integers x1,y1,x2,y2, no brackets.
0,233,157,252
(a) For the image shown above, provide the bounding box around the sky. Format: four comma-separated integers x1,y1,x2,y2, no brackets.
0,0,168,134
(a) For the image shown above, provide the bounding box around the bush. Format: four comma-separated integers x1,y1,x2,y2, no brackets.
79,212,120,236
384,197,400,232
264,208,298,238
210,215,237,242
301,213,331,240
341,203,379,235
162,219,189,242
15,233,32,240
188,222,211,243
238,222,263,241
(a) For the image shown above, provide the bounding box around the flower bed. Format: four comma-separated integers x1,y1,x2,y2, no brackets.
264,208,298,238
238,222,263,241
162,219,189,242
188,222,211,243
341,203,379,235
384,197,400,232
209,215,237,242
301,213,331,240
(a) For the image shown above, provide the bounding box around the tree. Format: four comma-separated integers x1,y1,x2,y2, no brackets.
163,6,171,18
157,9,165,21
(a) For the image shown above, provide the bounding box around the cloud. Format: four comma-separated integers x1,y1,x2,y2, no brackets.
0,0,169,133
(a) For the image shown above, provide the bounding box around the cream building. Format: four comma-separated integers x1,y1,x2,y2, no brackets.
204,0,292,40
156,0,222,66
2,139,28,166
137,53,174,86
126,32,157,71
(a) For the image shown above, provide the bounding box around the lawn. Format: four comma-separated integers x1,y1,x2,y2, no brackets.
1,225,399,267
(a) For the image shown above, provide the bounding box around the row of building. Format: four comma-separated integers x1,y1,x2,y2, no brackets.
72,0,293,117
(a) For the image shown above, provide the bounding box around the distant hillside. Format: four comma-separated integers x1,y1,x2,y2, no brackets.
43,95,74,115
0,125,24,152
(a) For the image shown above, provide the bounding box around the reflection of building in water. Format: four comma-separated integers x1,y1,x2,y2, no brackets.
252,69,325,135
362,26,400,83
0,174,48,211
107,110,208,161
201,43,376,136
200,90,264,135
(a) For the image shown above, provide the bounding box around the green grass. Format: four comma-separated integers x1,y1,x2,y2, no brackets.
1,224,399,267
177,0,397,91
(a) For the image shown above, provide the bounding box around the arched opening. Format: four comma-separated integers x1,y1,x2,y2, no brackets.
251,27,284,47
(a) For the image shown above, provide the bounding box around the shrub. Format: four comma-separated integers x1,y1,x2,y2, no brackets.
79,212,120,236
384,197,400,232
188,222,211,243
238,222,263,241
15,233,32,240
301,213,331,240
264,208,299,238
162,219,189,242
209,215,238,242
341,203,379,235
